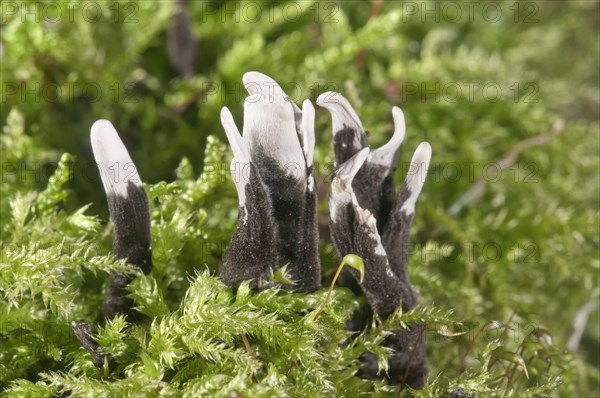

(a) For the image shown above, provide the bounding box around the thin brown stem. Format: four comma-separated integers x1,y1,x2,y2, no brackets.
457,325,485,375
241,332,258,383
285,358,298,377
313,258,348,321
514,354,535,391
400,326,426,390
505,344,527,391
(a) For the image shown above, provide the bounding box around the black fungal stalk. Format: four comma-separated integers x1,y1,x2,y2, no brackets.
91,120,153,320
71,120,152,370
72,120,152,370
71,322,115,371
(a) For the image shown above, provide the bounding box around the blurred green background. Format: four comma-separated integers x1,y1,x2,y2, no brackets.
1,0,599,396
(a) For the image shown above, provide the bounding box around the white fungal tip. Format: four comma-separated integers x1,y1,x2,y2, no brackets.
301,99,316,168
400,141,432,214
370,106,407,167
90,119,142,197
335,147,370,181
221,107,251,161
391,106,406,144
317,92,365,153
243,93,306,180
242,71,287,102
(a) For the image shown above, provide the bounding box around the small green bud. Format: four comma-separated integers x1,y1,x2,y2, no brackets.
343,254,365,283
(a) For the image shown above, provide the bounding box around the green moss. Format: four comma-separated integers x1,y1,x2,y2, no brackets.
1,1,598,396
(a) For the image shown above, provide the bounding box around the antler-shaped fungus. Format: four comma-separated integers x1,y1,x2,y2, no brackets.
318,92,431,388
220,72,321,292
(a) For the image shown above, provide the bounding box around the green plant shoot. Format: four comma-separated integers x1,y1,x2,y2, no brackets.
314,254,365,321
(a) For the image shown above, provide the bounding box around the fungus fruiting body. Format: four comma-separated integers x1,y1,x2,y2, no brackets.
319,91,431,388
91,120,152,320
84,72,432,391
220,72,320,292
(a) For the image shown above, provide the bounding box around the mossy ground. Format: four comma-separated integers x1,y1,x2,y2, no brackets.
1,1,598,396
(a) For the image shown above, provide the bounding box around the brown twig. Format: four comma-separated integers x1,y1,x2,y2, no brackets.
285,358,298,377
448,119,565,216
356,0,384,72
